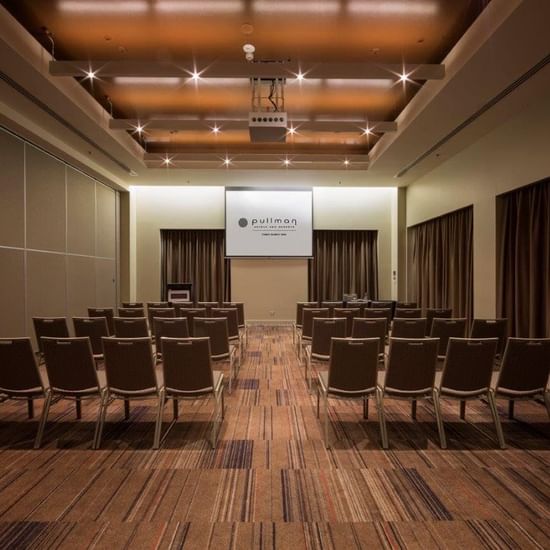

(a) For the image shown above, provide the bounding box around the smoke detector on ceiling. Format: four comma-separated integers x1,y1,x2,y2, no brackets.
243,43,255,62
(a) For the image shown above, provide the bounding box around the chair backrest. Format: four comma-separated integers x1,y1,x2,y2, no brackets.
346,301,366,315
154,318,189,356
470,319,508,356
174,302,197,316
496,338,550,394
394,308,422,319
196,302,220,316
0,338,43,393
161,337,214,394
440,338,498,394
430,318,467,356
42,337,99,393
328,338,380,395
113,317,149,338
333,308,360,337
396,301,417,308
311,318,347,358
33,317,69,353
73,317,109,356
87,308,115,335
385,338,439,394
351,318,386,355
370,301,393,310
296,302,318,326
193,317,230,358
103,337,157,394
147,301,169,309
180,308,207,336
121,302,143,308
425,308,453,335
118,307,145,318
221,302,245,327
211,308,239,339
301,308,329,339
392,318,427,339
363,308,392,330
320,301,344,316
147,308,176,334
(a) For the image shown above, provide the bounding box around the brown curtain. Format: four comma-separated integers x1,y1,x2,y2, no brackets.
160,230,230,302
308,230,378,301
407,206,473,320
497,178,550,337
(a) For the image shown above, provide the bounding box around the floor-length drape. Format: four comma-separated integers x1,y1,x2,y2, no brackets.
160,230,230,302
407,206,473,320
308,230,378,301
497,178,550,337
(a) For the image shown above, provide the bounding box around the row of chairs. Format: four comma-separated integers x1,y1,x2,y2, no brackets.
315,336,550,449
32,315,241,391
301,317,508,387
293,302,455,344
0,336,225,449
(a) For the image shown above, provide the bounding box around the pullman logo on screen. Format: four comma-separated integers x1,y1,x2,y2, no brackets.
237,216,298,231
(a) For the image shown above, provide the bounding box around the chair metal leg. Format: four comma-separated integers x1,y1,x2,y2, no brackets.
487,390,506,449
76,397,82,419
411,399,417,420
376,388,389,450
95,392,109,449
316,387,320,419
221,388,225,419
211,393,220,450
124,398,130,420
173,398,179,420
324,393,329,449
459,400,466,420
363,397,369,420
34,390,52,449
432,389,447,449
508,400,514,420
27,398,34,419
153,389,165,450
544,391,550,420
92,390,107,450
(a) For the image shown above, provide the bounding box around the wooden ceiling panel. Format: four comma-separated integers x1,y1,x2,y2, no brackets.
1,0,490,159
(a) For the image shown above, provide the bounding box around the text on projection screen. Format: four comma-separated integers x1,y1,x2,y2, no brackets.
225,189,312,257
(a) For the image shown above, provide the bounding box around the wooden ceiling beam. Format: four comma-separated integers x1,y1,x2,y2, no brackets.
50,60,445,80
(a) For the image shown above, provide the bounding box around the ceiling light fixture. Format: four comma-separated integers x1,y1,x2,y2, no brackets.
362,127,373,136
223,156,231,166
134,123,144,134
399,72,411,83
211,125,220,134
191,70,201,82
296,71,305,82
162,155,172,166
283,157,291,166
287,125,296,135
344,159,350,166
84,69,96,80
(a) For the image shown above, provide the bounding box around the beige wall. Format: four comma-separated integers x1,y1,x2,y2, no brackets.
131,185,397,320
406,93,550,317
0,127,118,346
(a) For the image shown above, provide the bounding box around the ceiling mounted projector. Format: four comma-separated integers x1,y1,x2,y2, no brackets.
248,112,287,143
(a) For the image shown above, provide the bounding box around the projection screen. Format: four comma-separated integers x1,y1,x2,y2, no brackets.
225,188,313,257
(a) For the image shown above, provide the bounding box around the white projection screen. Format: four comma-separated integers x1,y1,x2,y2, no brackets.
225,188,313,257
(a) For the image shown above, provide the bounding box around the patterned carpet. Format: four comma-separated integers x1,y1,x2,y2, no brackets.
0,325,549,549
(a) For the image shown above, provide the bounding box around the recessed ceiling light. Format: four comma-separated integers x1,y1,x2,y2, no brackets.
85,69,96,80
362,127,373,136
211,125,220,134
344,159,350,166
296,71,305,82
134,123,144,134
223,156,231,166
162,156,172,166
399,72,411,83
283,157,291,166
191,70,201,82
287,125,296,135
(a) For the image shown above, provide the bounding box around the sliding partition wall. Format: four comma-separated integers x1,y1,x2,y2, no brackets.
160,229,230,302
308,230,379,301
0,127,118,346
407,206,473,320
497,178,550,337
